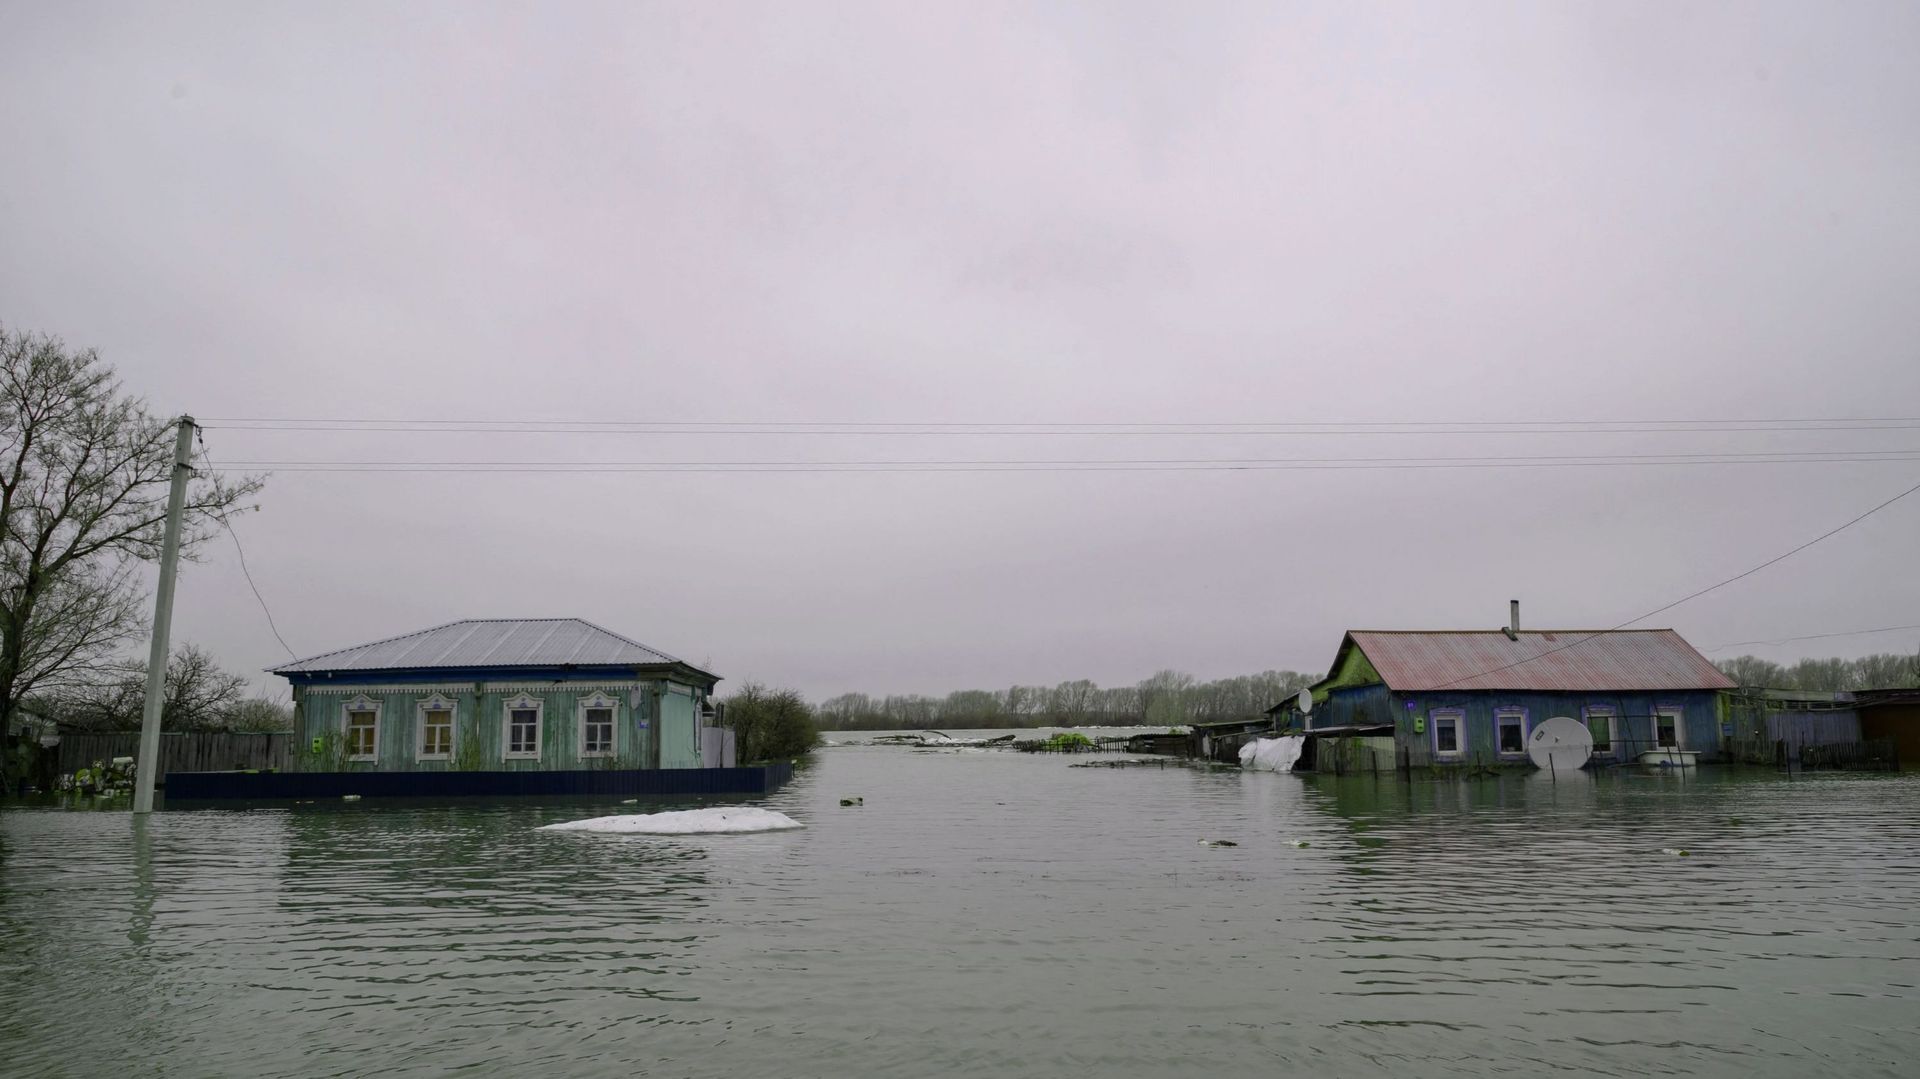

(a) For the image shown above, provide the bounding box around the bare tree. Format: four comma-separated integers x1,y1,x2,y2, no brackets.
222,697,293,733
52,643,251,732
1137,669,1196,726
0,327,262,732
1717,650,1920,691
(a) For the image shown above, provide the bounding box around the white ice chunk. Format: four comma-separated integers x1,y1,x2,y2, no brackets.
1239,735,1305,774
540,807,804,834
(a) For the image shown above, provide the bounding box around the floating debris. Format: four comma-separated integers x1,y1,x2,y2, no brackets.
1200,839,1238,848
840,796,864,806
1015,732,1099,753
341,794,361,802
1661,847,1691,857
1288,839,1311,848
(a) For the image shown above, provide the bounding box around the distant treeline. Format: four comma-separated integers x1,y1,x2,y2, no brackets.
814,669,1318,731
1715,651,1920,692
813,650,1920,732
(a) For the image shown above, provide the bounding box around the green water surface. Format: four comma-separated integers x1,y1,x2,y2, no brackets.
2,743,1916,1077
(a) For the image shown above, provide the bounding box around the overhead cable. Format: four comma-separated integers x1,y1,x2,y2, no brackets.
1423,476,1920,690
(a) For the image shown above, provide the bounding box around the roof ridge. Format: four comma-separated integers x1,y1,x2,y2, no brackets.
574,617,684,663
271,617,698,675
1343,626,1731,692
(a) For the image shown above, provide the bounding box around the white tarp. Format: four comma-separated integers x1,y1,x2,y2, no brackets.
1239,735,1305,774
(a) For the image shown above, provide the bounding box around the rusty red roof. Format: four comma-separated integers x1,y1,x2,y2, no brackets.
1345,629,1736,693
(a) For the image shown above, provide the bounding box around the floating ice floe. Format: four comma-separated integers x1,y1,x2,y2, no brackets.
540,807,804,835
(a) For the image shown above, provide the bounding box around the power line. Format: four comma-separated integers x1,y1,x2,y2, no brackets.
197,454,1920,475
198,414,1920,428
198,421,1920,437
1425,475,1920,690
209,448,1920,467
194,436,297,660
1705,624,1920,652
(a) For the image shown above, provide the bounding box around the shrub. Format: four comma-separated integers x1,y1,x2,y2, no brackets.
723,684,819,763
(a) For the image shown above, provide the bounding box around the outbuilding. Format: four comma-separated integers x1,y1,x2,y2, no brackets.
1856,689,1920,768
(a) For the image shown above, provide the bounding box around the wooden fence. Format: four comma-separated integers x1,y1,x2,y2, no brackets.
55,732,292,779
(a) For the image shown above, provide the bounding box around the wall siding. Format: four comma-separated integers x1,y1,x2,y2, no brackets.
658,687,701,769
1763,711,1863,746
1313,735,1397,775
1308,685,1395,731
292,675,705,773
1388,689,1726,768
1315,646,1383,698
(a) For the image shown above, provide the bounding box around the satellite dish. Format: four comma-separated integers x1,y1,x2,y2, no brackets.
1297,688,1313,715
1527,716,1593,772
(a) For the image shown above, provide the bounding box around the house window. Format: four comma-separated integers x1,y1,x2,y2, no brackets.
1430,709,1464,758
417,695,456,762
578,692,617,759
1495,708,1529,756
1654,707,1684,749
1583,706,1617,756
343,696,380,762
503,694,543,760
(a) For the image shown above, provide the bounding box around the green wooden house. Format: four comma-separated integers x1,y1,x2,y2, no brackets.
274,618,720,773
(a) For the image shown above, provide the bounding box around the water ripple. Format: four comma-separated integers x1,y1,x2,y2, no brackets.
3,752,1918,1077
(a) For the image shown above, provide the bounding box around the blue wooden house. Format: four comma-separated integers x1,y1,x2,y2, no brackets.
273,618,719,773
1300,623,1736,771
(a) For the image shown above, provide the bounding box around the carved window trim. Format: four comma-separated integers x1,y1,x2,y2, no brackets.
416,694,458,762
503,693,544,761
342,695,381,763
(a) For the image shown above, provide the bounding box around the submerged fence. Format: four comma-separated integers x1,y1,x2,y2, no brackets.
54,732,292,779
1724,735,1899,772
1797,738,1899,772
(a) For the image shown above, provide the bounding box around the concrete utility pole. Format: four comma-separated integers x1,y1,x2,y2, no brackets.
133,416,196,815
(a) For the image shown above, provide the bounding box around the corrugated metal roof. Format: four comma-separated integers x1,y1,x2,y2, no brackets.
273,618,692,674
1346,629,1737,693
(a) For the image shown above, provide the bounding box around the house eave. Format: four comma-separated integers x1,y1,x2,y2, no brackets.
280,661,720,690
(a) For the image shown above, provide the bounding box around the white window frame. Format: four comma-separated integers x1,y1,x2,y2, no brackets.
1430,708,1465,759
416,694,458,762
503,693,544,761
1494,707,1530,758
1654,706,1685,750
577,691,618,759
342,695,381,763
1581,705,1618,758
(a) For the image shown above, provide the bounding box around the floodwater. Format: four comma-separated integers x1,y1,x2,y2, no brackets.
3,738,1918,1078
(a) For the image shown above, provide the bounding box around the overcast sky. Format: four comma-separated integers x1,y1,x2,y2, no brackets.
3,1,1918,700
